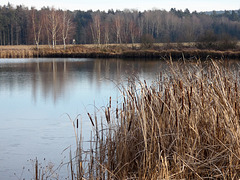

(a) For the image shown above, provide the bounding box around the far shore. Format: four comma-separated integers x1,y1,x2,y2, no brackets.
1,43,240,59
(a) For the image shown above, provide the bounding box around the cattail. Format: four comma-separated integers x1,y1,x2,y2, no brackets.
182,92,184,111
201,82,204,107
109,96,111,108
190,86,193,97
116,107,118,119
35,158,38,180
175,110,178,128
187,89,191,116
77,119,79,129
216,114,219,138
161,101,164,115
235,82,238,94
147,92,151,103
128,120,132,132
105,109,108,122
105,107,110,123
88,113,95,127
179,80,183,91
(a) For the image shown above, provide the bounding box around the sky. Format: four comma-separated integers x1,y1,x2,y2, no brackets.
0,0,240,12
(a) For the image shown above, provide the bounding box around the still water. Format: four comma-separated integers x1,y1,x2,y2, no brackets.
0,58,171,179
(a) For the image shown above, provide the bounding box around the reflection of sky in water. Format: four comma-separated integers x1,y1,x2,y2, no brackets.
0,58,175,179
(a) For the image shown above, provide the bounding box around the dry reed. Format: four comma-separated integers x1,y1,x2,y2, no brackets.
79,59,240,179
34,59,240,179
1,45,240,59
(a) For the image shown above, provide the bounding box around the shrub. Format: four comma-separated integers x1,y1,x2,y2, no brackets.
140,34,155,49
196,31,237,50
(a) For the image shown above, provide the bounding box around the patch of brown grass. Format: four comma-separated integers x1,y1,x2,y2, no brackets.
1,43,240,59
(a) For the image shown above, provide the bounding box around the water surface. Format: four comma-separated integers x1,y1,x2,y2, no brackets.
0,58,170,179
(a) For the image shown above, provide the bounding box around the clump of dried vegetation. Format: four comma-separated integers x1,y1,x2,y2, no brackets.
34,59,240,179
1,44,240,59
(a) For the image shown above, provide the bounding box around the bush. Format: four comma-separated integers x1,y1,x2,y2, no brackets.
140,34,155,49
196,31,237,50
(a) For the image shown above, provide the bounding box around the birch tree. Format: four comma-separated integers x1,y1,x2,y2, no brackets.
45,7,60,49
104,21,110,45
60,10,72,49
114,14,122,44
31,7,42,49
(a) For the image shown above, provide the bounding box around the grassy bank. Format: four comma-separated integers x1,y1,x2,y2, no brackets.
1,44,240,59
34,60,240,179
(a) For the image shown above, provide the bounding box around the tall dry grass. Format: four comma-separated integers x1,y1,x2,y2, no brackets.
34,59,240,179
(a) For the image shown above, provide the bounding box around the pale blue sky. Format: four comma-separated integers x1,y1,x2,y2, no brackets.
1,0,240,12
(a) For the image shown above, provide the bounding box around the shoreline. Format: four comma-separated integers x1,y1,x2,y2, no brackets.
1,44,240,59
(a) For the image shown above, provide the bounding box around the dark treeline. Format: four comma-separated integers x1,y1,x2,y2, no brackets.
1,3,240,47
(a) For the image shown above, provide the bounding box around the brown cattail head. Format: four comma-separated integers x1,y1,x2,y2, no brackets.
235,82,238,95
88,113,95,127
182,93,184,111
187,89,191,116
128,120,132,132
109,96,112,108
116,107,119,119
175,110,178,127
179,80,183,91
105,107,110,123
190,86,193,97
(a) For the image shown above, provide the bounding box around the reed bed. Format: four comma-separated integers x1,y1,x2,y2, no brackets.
30,59,240,180
56,59,240,180
1,45,240,59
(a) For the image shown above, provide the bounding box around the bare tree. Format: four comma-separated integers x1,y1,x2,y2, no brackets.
45,7,60,49
129,20,138,45
104,21,110,45
60,10,72,49
114,14,122,44
90,13,101,45
31,7,42,49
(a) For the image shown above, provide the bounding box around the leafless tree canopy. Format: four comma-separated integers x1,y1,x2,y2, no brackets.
0,4,240,46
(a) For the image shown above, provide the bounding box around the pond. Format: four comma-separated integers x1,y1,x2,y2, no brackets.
0,58,171,179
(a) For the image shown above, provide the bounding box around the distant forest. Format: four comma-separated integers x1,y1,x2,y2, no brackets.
1,3,240,46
